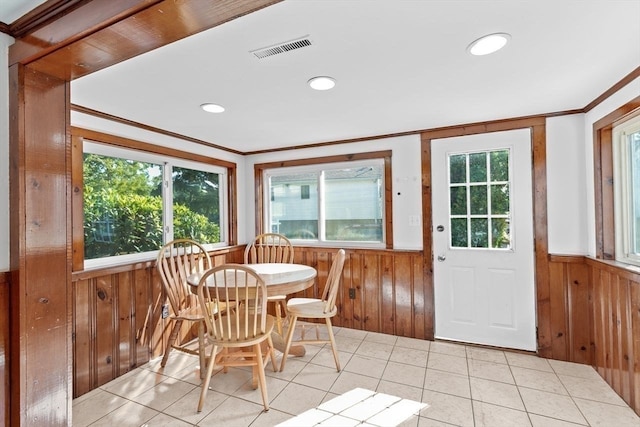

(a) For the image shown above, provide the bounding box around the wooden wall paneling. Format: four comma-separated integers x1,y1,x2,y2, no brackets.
611,275,622,396
350,254,364,330
548,261,568,360
392,255,413,337
339,251,354,329
567,262,591,364
618,278,632,404
592,266,606,378
362,253,381,332
72,279,92,397
412,254,426,339
380,254,395,335
631,282,640,413
117,272,132,377
95,277,115,387
0,273,10,426
134,268,151,364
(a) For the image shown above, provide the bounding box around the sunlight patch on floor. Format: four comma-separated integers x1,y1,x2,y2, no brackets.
276,387,427,426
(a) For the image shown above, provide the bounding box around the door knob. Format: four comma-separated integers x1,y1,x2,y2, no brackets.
437,255,446,262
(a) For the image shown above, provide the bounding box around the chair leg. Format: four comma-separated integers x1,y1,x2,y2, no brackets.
197,344,219,412
274,301,283,336
266,334,277,371
279,315,298,372
254,343,270,411
197,321,206,379
326,318,340,372
161,319,182,367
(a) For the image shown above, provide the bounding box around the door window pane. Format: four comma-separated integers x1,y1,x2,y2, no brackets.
470,185,488,215
450,186,467,215
447,149,511,250
451,218,468,247
449,154,467,184
490,150,509,181
469,152,487,182
491,184,510,215
470,218,489,248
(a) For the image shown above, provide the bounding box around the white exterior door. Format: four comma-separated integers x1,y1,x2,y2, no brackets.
432,129,536,351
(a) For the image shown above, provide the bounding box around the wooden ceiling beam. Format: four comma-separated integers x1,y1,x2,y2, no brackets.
10,0,282,81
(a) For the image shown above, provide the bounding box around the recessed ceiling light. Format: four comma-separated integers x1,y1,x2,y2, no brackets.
467,33,511,56
200,103,225,113
308,76,336,91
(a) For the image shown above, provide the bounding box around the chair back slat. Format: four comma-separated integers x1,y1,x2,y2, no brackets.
197,264,268,344
244,233,294,264
157,239,211,314
322,249,346,313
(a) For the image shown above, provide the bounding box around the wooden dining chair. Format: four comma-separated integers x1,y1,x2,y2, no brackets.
279,249,346,373
156,239,221,378
196,264,277,412
244,233,294,335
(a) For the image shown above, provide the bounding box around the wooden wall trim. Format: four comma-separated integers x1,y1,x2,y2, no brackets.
72,127,237,169
420,117,549,350
584,66,640,113
71,105,243,155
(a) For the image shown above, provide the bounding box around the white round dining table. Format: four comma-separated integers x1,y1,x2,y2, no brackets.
186,263,317,296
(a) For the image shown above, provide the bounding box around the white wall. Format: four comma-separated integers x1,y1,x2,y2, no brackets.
0,34,14,272
546,114,588,254
245,134,424,250
584,76,640,256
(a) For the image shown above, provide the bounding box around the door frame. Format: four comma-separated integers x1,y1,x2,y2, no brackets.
420,118,551,356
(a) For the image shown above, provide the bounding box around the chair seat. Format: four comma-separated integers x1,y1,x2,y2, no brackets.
174,300,233,322
287,298,337,318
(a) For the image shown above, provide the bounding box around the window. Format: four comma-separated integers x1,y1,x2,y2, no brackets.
264,158,386,246
613,115,640,265
448,149,511,249
83,142,227,267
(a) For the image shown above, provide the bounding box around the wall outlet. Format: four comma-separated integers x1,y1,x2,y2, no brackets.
161,304,169,319
349,288,356,299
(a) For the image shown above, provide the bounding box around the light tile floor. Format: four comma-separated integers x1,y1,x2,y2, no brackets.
73,324,640,426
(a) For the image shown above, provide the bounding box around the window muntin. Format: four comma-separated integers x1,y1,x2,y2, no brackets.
613,117,640,265
448,149,511,249
83,142,226,267
265,159,385,246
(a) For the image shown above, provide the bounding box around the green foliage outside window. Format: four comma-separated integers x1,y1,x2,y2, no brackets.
83,153,220,260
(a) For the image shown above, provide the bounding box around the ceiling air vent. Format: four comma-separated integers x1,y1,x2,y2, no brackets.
251,36,312,59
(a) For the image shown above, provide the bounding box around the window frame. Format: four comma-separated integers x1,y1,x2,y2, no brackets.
593,98,640,261
613,115,640,265
253,151,393,249
71,128,237,271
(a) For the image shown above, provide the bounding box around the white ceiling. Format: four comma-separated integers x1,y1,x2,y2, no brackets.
4,1,640,153
0,0,47,24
